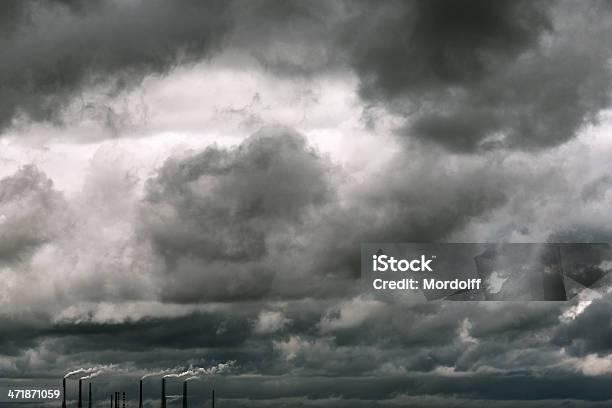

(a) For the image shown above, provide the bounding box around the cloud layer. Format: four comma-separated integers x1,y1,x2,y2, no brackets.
1,1,612,407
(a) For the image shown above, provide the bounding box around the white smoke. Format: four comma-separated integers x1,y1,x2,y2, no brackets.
65,365,117,379
141,368,181,380
139,362,237,381
80,371,103,380
162,370,190,379
64,367,103,379
64,368,90,379
179,361,237,381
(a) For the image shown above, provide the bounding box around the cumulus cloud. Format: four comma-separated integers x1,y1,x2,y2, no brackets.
254,310,291,334
554,295,612,356
320,296,385,332
140,125,336,302
573,353,612,376
0,165,68,261
0,0,232,133
1,2,612,407
3,0,610,155
340,0,612,152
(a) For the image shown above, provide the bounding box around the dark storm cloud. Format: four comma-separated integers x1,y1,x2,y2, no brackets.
361,159,510,241
0,0,231,132
141,126,335,302
548,226,612,243
0,1,32,34
308,153,511,283
554,296,612,356
325,301,560,351
581,175,612,202
138,125,513,303
343,0,551,99
228,0,341,76
340,0,612,152
0,299,564,378
23,376,612,408
2,3,612,406
0,0,340,134
0,314,51,356
176,374,612,402
51,312,252,352
0,294,602,405
0,165,68,261
2,0,610,152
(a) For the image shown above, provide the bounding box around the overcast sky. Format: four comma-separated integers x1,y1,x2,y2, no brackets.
1,1,612,407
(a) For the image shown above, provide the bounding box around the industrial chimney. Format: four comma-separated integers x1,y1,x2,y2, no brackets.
139,379,143,408
182,381,187,408
122,391,126,408
110,393,113,408
62,378,66,408
88,382,92,408
161,378,166,408
212,389,215,408
78,379,83,408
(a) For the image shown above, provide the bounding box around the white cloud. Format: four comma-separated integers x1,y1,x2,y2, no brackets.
458,318,478,345
254,310,290,334
273,336,333,362
52,301,207,325
320,296,386,332
573,353,612,376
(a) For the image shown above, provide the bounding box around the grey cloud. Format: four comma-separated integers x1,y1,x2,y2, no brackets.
340,0,612,152
547,226,612,244
228,0,340,76
2,3,612,405
309,154,510,282
140,126,513,303
314,300,563,377
0,0,231,133
3,0,610,154
141,126,335,302
0,165,68,261
581,175,612,202
0,291,603,406
554,296,612,356
3,279,566,378
408,41,611,152
0,0,339,135
343,0,551,99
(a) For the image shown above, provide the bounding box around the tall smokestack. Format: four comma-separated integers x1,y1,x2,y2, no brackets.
62,378,66,408
78,379,83,408
182,381,187,408
139,379,143,408
88,382,92,408
122,391,125,408
161,378,166,408
115,392,119,408
212,389,215,408
110,394,113,408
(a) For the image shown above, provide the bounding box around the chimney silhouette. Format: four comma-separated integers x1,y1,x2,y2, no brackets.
110,393,113,408
88,382,92,408
212,389,215,408
122,391,126,408
115,392,119,408
139,379,143,408
62,378,66,408
182,381,187,408
161,378,166,408
78,379,83,408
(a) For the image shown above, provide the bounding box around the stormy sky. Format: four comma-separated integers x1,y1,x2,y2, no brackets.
1,0,612,407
